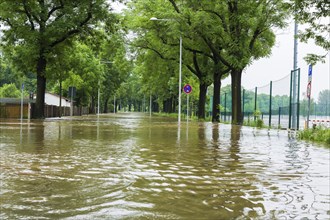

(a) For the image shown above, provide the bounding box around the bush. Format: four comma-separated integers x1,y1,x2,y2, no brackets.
298,126,330,146
0,83,21,98
256,118,264,128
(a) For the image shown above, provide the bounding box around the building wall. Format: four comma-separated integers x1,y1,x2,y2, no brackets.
44,93,71,107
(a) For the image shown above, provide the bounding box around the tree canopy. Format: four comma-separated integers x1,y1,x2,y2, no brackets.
0,0,113,118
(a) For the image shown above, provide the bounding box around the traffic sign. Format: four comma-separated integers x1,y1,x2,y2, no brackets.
308,65,312,77
183,84,192,94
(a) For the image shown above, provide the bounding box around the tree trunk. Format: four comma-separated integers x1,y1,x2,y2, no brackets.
34,56,47,119
231,69,243,124
198,82,208,119
103,97,109,113
212,72,221,122
90,96,95,114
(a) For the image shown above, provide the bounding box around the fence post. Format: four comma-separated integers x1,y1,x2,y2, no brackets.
254,87,257,121
297,68,301,130
289,70,293,129
278,107,281,129
224,92,227,122
242,89,245,123
269,81,272,127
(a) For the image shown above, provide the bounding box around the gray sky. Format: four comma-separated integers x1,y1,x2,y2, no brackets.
222,21,329,101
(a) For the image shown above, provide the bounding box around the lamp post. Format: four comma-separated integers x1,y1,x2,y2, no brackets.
150,17,182,124
98,79,100,115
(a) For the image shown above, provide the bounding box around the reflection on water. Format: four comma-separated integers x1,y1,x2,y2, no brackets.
0,113,329,219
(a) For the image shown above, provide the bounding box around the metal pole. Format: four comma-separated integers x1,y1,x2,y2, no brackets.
224,92,227,122
59,79,62,118
297,68,301,130
20,83,24,122
269,81,272,127
187,94,189,123
178,35,182,124
292,20,299,129
97,80,100,115
307,97,311,129
289,71,293,129
278,107,281,129
242,89,245,123
254,87,257,121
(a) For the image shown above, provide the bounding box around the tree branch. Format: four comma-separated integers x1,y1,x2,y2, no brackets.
49,3,93,48
168,0,181,13
185,64,197,75
203,9,228,33
192,51,201,78
47,0,64,19
23,0,36,30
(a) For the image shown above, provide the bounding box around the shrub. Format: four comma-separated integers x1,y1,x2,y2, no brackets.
0,83,21,98
298,126,330,146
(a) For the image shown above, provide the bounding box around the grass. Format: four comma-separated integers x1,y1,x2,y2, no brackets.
153,113,330,146
243,118,265,128
297,126,330,146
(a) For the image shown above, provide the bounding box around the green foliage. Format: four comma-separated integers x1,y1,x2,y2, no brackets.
298,126,330,146
253,110,262,118
0,0,114,117
289,0,329,64
243,118,265,129
318,90,330,106
0,83,21,98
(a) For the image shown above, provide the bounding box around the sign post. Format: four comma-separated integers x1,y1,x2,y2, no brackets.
306,65,312,128
183,84,192,122
69,86,76,117
20,83,24,123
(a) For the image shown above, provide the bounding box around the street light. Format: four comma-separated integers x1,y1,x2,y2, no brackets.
150,17,182,124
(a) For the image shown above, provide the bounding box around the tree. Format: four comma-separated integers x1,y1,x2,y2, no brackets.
0,0,111,118
99,31,132,113
317,89,330,116
125,0,214,119
289,0,329,64
0,83,21,98
197,0,287,124
164,0,288,123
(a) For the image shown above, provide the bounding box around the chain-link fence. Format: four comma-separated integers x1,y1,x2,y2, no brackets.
219,69,329,129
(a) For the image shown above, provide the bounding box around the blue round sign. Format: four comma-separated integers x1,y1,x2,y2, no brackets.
183,84,192,94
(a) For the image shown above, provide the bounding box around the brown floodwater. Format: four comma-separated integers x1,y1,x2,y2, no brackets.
0,113,329,219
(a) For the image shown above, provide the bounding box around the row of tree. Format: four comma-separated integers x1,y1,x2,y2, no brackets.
0,0,328,122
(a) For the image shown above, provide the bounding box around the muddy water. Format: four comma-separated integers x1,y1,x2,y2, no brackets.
0,113,329,219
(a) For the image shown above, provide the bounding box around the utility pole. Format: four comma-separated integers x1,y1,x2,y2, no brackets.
292,20,299,129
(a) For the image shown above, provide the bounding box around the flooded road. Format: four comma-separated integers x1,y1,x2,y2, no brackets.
1,113,329,219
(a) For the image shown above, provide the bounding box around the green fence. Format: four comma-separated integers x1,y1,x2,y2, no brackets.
219,69,322,129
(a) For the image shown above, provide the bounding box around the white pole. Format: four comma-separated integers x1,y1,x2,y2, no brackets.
20,83,24,122
187,94,189,123
292,20,298,129
98,80,100,115
178,35,182,125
